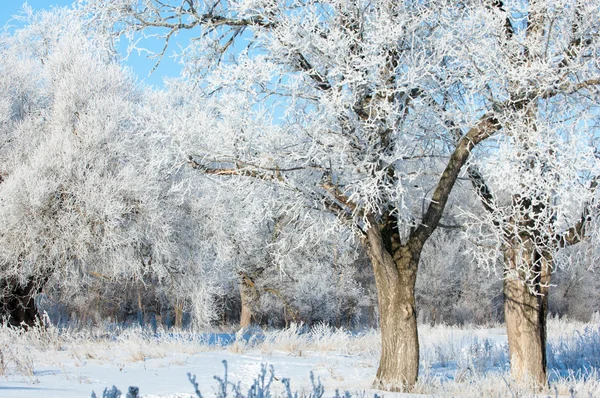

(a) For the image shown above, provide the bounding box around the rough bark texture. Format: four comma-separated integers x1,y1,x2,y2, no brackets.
366,218,420,391
504,241,550,387
239,277,254,328
0,277,45,328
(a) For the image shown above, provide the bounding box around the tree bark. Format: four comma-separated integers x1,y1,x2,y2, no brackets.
366,220,420,391
239,275,254,328
430,307,437,327
174,299,183,329
504,242,550,388
0,277,45,329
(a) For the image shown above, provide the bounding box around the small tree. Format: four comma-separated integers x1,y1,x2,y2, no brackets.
416,229,464,326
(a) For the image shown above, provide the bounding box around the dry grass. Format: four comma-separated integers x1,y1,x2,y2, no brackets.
0,319,214,378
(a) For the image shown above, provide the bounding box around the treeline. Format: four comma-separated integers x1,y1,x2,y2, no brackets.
37,228,600,329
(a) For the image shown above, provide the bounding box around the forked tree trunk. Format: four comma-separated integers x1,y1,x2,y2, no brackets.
366,225,420,391
504,242,550,388
0,277,45,328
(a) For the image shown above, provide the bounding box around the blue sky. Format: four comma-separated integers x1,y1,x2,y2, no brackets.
0,0,186,88
0,1,287,121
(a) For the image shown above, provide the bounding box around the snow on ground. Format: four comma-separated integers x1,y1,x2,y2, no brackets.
1,350,377,398
1,319,600,397
1,333,380,398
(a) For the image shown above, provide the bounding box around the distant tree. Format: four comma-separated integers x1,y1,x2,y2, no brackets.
549,244,600,321
252,217,370,327
452,262,505,326
416,229,464,326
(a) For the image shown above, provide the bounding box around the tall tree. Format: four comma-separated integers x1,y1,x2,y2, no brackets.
85,0,542,389
462,0,600,386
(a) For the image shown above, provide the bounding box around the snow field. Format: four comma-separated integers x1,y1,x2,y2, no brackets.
1,318,600,397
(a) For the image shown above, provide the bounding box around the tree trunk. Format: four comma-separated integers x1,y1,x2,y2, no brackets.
239,276,254,328
174,300,183,329
0,277,45,329
366,224,420,391
504,243,550,388
136,284,145,327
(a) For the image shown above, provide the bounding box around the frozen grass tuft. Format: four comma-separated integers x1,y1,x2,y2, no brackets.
0,319,216,379
254,323,379,357
547,317,600,376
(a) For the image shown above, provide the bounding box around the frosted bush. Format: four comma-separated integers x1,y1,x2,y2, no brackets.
549,326,600,375
456,337,508,376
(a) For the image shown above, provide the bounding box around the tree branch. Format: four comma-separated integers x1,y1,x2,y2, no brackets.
187,155,286,182
467,164,497,216
538,78,600,100
557,176,599,247
187,155,358,228
295,52,332,91
321,179,356,212
412,113,501,246
490,0,514,38
132,10,274,31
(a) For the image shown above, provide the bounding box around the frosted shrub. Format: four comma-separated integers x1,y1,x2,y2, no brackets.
307,323,352,353
261,323,309,355
456,337,507,376
229,326,266,354
90,386,139,398
0,318,62,379
549,326,600,375
257,323,379,358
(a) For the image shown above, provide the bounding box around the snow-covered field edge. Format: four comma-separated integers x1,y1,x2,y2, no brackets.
2,317,600,397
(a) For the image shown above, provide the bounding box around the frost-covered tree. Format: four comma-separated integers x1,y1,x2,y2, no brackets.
83,0,527,389
416,229,464,326
179,176,278,328
0,7,223,329
549,244,600,321
142,98,370,328
140,83,284,328
251,216,370,327
460,0,600,386
0,7,131,327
